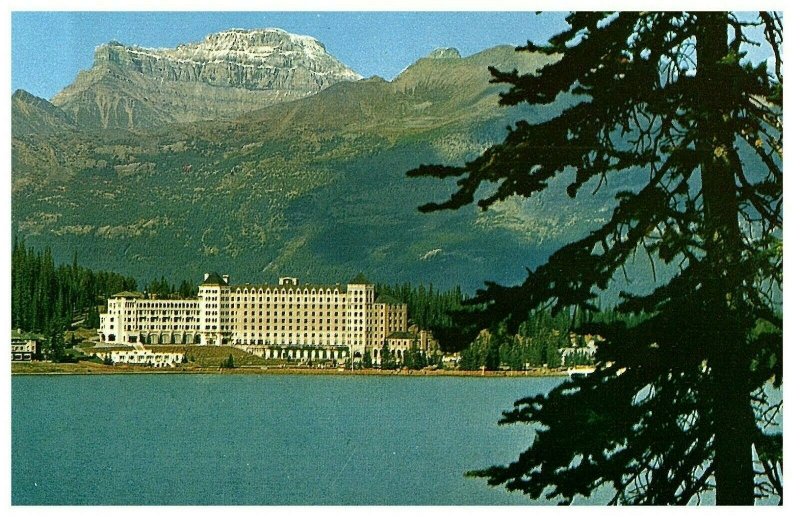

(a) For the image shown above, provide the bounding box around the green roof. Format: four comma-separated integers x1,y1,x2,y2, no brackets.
375,294,402,305
349,273,370,285
111,291,144,298
201,272,228,286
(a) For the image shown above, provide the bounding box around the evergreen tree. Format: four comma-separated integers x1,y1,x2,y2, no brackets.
86,305,101,329
459,330,502,371
221,353,235,369
484,335,500,371
402,343,427,370
179,279,196,298
412,345,427,370
379,343,396,370
45,319,67,362
409,12,782,505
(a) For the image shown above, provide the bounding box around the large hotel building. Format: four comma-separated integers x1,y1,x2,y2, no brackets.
98,273,409,361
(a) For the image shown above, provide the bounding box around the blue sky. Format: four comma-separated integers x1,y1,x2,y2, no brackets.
11,11,571,100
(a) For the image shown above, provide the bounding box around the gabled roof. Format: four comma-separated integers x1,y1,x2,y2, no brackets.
201,272,228,286
349,273,370,285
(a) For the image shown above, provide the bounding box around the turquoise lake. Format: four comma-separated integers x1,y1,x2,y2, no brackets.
12,374,565,505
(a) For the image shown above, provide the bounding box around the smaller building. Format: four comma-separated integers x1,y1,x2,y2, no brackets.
96,349,185,367
411,325,439,354
11,330,41,361
370,325,440,366
385,331,416,362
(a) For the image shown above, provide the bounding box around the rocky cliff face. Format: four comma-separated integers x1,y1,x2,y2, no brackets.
51,28,362,129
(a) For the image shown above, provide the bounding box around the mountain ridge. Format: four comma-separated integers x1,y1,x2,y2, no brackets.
50,28,362,129
13,35,611,292
12,89,77,136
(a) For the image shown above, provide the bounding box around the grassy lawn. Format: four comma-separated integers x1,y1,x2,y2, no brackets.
145,345,269,368
68,327,99,342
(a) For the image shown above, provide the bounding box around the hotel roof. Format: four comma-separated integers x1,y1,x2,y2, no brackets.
111,291,144,299
201,272,228,286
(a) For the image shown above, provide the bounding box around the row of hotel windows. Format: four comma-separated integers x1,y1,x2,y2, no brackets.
131,325,366,333
118,299,385,311
110,301,399,320
136,300,197,309
139,311,200,315
112,314,365,324
240,318,343,324
239,326,364,332
238,311,346,317
139,316,200,322
129,327,378,335
234,288,349,293
116,308,386,321
235,296,345,302
233,303,343,310
141,325,196,330
200,325,368,333
239,332,347,338
240,316,343,322
233,296,371,303
113,319,367,329
141,305,379,313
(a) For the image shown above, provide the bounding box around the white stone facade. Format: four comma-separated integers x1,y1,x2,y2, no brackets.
98,349,185,367
98,273,408,358
11,338,39,361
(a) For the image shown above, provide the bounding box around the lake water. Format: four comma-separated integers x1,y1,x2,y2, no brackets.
12,374,565,505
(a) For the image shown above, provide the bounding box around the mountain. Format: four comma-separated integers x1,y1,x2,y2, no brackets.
427,47,461,59
50,29,361,129
12,90,76,136
13,36,624,293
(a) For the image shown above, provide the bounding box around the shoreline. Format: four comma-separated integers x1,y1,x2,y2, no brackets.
11,361,568,378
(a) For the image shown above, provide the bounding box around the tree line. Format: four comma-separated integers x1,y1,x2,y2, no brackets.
12,236,206,337
11,236,138,333
459,308,647,371
375,281,465,334
143,276,197,299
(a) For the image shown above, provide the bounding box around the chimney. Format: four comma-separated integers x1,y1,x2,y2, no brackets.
203,273,210,281
222,275,230,284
